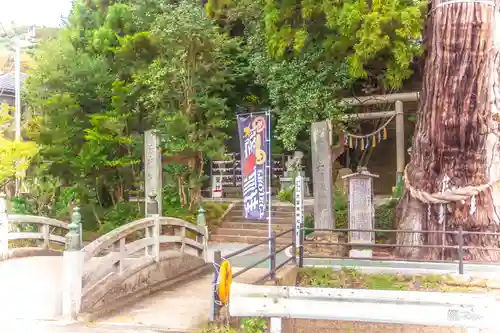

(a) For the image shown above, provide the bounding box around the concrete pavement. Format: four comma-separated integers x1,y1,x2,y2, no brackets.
0,256,64,321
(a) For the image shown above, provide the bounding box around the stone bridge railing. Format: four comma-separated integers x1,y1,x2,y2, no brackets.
0,193,210,320
0,194,70,260
79,213,209,317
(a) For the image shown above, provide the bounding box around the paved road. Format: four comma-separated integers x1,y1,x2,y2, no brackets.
0,256,63,321
0,320,174,333
97,273,212,332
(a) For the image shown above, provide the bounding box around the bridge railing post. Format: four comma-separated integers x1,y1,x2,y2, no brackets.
197,205,208,262
0,193,8,258
210,250,222,322
62,206,84,320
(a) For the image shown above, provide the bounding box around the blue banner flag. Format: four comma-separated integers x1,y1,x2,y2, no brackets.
237,113,270,220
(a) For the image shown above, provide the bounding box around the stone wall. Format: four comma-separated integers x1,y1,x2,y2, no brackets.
80,251,210,320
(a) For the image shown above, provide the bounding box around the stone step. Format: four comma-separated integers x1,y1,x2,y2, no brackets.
224,217,293,224
220,222,294,231
231,206,295,213
214,228,293,238
227,208,295,217
210,234,293,245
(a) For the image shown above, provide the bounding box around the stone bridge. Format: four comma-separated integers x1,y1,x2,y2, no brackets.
0,194,216,331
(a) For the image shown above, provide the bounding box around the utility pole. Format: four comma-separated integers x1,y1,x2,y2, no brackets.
12,26,36,195
14,43,21,141
14,43,21,195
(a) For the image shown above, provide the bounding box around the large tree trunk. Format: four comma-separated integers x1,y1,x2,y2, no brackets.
397,0,500,261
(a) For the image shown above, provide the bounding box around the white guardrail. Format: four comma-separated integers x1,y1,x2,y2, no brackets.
229,282,500,333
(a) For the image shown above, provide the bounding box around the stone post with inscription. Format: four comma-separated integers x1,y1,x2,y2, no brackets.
310,120,334,230
342,167,379,258
145,130,163,216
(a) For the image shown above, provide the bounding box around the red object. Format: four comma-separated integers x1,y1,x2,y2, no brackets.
243,154,256,177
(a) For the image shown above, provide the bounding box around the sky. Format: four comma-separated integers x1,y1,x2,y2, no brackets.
1,0,73,27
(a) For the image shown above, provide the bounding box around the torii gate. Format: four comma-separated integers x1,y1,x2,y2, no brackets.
310,92,420,231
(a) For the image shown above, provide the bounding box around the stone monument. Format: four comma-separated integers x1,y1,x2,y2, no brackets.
342,166,378,258
311,121,334,230
280,151,311,196
145,130,163,216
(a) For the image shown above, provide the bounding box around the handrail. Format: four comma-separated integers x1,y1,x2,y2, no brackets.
210,226,296,322
7,214,69,230
300,226,500,274
1,214,70,253
82,214,208,291
82,216,206,261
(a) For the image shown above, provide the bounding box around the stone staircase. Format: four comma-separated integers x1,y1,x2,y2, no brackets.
210,203,295,245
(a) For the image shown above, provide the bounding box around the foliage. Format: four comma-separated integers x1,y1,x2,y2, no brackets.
277,186,294,203
10,196,37,215
297,267,480,292
0,104,39,187
21,0,424,235
203,201,230,231
98,200,142,234
24,0,238,227
392,178,404,200
304,214,314,236
137,0,238,209
195,318,266,333
240,318,267,333
205,0,425,149
196,325,239,333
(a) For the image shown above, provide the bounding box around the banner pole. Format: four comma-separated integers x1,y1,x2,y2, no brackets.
266,110,272,276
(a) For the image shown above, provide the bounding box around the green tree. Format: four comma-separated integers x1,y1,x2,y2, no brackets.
25,0,241,225
24,0,164,226
0,104,38,186
136,0,237,209
206,0,425,149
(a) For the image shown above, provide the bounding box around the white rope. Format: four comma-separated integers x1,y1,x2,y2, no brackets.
343,114,397,139
428,0,495,16
404,165,500,204
435,0,495,8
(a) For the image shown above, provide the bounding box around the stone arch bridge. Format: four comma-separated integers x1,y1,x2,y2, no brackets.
0,195,216,331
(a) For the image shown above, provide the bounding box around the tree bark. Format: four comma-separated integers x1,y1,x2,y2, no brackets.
397,0,500,261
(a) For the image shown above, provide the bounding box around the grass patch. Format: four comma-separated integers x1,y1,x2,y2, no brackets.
203,201,229,232
297,267,494,293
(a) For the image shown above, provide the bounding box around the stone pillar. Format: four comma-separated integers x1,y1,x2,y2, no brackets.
62,207,84,320
342,167,379,258
311,120,334,230
0,193,8,258
145,130,163,216
395,100,405,184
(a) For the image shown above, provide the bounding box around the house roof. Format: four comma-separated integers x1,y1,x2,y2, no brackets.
0,72,28,96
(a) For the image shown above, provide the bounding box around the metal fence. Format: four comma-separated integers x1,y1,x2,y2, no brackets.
299,226,500,274
210,227,296,321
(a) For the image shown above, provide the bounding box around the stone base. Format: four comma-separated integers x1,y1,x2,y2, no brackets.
304,232,348,258
349,248,373,259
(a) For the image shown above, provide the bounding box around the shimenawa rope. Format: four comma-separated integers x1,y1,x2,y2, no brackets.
403,165,499,204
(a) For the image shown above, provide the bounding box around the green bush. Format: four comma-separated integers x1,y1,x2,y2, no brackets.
99,201,141,234
240,318,267,333
304,214,314,235
277,186,294,203
10,196,36,215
